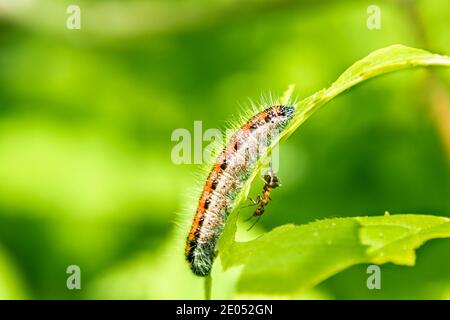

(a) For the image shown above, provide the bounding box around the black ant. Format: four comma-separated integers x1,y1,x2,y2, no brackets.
244,170,281,230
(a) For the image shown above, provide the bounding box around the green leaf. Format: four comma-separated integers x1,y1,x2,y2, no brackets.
217,45,450,294
283,44,450,139
224,214,450,294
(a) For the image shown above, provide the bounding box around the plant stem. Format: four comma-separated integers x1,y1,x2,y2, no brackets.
204,274,212,300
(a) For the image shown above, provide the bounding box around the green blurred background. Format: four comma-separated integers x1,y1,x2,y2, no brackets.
0,0,449,299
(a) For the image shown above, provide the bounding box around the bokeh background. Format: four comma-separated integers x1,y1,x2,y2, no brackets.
0,0,449,299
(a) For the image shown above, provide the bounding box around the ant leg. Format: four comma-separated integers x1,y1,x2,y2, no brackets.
240,199,258,209
240,195,262,209
242,196,262,222
247,216,261,231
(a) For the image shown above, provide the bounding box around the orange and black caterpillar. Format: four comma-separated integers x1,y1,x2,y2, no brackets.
185,105,295,276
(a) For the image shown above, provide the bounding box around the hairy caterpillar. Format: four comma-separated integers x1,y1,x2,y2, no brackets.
185,104,295,276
